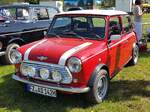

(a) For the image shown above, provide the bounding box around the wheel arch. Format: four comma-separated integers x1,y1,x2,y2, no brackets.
88,63,109,87
8,38,26,46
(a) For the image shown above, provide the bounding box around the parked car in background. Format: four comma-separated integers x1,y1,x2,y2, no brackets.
12,10,139,104
0,3,59,64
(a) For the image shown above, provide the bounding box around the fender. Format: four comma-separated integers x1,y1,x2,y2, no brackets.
88,63,109,87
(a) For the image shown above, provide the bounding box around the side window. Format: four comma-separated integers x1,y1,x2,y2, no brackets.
34,8,49,20
122,15,132,33
16,8,29,20
47,8,58,20
109,16,122,35
92,18,105,38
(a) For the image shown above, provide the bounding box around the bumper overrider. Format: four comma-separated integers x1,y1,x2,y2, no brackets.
12,74,90,93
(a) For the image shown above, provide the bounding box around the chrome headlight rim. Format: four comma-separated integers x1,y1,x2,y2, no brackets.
11,50,22,64
20,63,36,77
27,66,36,77
20,63,28,76
39,68,50,80
51,70,62,82
67,57,82,73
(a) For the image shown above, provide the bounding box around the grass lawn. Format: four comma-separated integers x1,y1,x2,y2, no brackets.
0,14,150,112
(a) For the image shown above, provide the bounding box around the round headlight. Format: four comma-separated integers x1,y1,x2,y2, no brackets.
28,66,36,77
11,50,22,64
40,68,50,80
51,70,62,82
20,63,28,76
67,57,82,73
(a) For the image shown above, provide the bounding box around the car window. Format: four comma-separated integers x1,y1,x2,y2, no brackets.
33,7,49,20
122,15,132,33
16,8,29,20
47,8,58,19
109,16,122,35
0,8,16,19
52,17,71,29
48,16,106,40
92,18,105,38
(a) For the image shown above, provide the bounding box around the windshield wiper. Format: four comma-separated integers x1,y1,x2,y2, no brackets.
47,32,61,38
61,31,85,40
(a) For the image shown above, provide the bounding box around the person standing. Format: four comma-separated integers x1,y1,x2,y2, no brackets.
133,0,144,42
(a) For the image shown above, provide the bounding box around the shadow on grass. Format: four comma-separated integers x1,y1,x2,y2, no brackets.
0,74,150,112
139,51,150,58
108,80,150,102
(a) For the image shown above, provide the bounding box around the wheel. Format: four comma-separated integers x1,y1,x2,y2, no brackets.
86,69,109,104
128,44,139,65
4,43,20,64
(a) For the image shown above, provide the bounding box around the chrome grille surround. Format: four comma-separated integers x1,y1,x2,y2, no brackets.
20,60,73,84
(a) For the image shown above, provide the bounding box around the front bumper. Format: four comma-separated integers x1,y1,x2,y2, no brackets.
0,51,5,56
12,74,90,93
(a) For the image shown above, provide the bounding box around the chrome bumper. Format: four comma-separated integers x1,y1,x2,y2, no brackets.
12,74,90,93
0,51,5,56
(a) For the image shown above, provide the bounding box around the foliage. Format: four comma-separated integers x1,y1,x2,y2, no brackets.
0,0,17,5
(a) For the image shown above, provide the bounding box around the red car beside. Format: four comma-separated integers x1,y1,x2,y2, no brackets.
12,10,139,103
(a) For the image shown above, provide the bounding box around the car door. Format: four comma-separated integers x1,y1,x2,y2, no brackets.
121,15,134,63
107,16,125,77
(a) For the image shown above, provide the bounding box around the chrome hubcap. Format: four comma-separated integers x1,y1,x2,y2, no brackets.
96,74,108,100
9,46,19,63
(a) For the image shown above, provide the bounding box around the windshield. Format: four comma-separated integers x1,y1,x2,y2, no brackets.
0,7,29,20
48,16,106,40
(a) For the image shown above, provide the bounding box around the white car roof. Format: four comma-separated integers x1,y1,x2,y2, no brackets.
58,10,128,16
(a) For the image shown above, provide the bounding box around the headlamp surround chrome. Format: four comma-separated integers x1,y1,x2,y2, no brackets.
67,57,82,73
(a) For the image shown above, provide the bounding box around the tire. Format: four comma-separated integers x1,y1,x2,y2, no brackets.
86,69,109,104
128,44,139,65
4,43,20,64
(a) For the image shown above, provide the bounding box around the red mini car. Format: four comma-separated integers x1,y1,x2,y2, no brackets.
12,10,139,103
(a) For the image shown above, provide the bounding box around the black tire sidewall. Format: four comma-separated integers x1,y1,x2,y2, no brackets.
87,69,109,103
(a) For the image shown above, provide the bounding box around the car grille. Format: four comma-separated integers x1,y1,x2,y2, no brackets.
21,61,72,84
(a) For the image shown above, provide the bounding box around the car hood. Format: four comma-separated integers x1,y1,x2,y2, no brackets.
19,38,106,65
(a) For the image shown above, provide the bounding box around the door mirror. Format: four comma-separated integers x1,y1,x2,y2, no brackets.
44,31,47,36
110,34,121,40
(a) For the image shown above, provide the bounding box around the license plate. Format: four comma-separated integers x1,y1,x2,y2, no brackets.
26,84,57,97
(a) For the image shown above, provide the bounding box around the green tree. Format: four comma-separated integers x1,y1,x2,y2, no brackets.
0,0,17,5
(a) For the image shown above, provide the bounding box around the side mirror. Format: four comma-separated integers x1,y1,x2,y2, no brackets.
110,34,121,40
44,31,47,36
